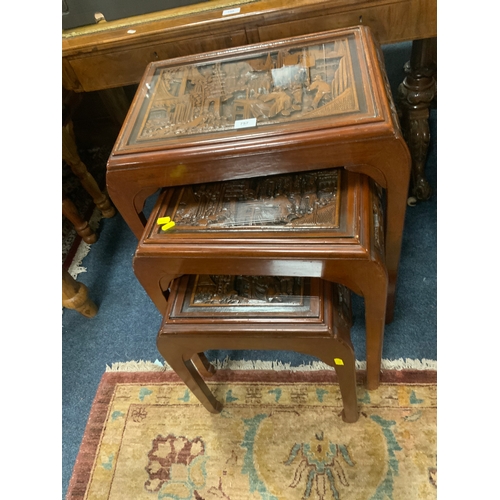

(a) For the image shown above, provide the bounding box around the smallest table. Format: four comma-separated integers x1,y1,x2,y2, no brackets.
158,274,359,423
107,24,411,320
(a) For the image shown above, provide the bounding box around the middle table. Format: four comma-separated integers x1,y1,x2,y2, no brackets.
107,25,411,321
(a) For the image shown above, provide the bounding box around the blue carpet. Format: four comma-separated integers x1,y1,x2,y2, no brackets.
62,41,436,498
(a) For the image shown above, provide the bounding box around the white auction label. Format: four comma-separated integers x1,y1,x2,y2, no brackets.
222,7,241,16
234,118,257,129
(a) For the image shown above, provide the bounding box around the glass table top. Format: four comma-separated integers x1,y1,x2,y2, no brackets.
121,29,378,150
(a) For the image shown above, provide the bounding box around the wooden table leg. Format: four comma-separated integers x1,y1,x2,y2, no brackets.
159,344,223,414
62,194,98,244
62,268,98,318
62,120,116,218
324,261,388,391
346,140,411,324
192,353,217,377
398,37,437,202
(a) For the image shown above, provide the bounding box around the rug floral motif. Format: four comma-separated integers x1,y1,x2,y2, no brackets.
68,372,436,500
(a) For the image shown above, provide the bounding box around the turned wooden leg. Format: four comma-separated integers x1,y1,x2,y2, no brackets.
62,194,98,244
62,268,98,318
62,120,116,218
398,37,437,202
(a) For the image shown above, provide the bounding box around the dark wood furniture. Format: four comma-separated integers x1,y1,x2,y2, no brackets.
134,169,387,389
107,26,410,324
62,194,98,244
63,119,116,221
158,274,359,422
63,0,436,200
398,37,436,201
62,89,116,242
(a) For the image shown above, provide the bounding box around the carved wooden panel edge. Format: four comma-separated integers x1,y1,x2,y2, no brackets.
132,34,365,142
156,168,342,234
188,275,307,308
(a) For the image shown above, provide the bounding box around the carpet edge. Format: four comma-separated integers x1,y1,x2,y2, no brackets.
105,357,438,372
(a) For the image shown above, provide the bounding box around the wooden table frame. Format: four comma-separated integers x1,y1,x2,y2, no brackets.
158,275,359,422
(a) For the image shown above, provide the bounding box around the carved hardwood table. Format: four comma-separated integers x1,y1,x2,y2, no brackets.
107,26,411,322
158,274,358,422
134,169,387,389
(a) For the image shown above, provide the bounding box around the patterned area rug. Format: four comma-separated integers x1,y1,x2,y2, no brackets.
67,370,437,499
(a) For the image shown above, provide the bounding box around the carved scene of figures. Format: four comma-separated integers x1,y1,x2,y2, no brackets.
138,37,361,140
189,275,305,306
167,169,341,230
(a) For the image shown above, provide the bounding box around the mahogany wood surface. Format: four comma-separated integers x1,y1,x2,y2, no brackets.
134,170,387,390
107,26,410,323
62,0,437,93
158,275,358,422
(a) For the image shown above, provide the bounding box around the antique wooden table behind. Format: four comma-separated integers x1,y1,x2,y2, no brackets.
63,0,436,198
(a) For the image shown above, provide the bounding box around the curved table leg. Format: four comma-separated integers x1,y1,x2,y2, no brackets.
313,339,359,423
192,353,217,378
345,140,411,324
157,341,223,414
398,37,437,202
333,349,359,423
323,260,388,391
132,260,182,314
107,181,153,238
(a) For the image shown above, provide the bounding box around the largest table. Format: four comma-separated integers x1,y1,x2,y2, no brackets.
63,0,437,200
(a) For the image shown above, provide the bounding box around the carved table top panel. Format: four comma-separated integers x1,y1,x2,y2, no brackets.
153,168,341,237
114,27,381,153
167,275,352,325
168,274,327,320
